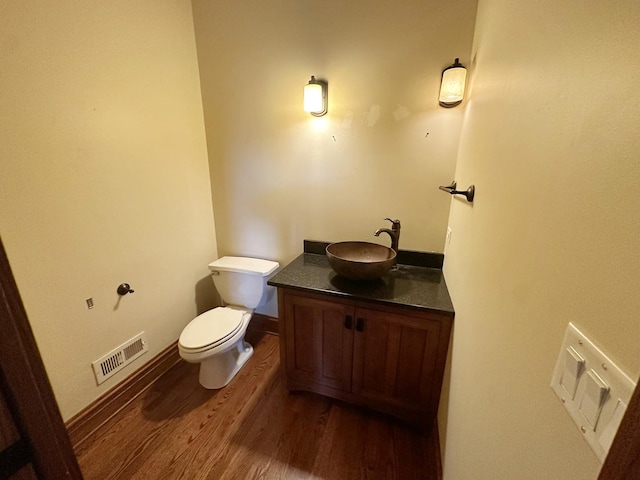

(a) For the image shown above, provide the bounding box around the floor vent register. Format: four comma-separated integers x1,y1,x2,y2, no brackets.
92,332,148,385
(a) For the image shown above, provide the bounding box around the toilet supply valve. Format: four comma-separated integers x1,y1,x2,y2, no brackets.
117,283,135,296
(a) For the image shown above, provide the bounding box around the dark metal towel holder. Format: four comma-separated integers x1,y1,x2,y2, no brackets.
439,181,475,202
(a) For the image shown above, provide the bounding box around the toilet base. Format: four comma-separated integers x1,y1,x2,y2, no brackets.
198,339,254,389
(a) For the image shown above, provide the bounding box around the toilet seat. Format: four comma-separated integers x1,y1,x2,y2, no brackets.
179,307,247,353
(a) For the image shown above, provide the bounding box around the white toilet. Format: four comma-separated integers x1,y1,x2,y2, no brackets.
178,256,279,389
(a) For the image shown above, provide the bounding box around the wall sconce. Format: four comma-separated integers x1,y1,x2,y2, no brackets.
439,58,467,108
304,75,328,116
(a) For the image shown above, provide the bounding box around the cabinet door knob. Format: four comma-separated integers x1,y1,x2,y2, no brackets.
344,315,353,329
356,317,365,332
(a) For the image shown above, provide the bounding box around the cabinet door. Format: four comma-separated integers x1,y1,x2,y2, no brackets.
351,308,443,411
283,294,354,392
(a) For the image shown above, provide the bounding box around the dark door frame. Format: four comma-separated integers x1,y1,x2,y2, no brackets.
0,237,82,478
598,381,640,478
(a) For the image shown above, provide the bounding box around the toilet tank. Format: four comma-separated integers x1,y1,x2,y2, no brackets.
208,256,279,309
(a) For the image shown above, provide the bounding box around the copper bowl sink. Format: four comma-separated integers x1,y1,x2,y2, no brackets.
326,241,396,281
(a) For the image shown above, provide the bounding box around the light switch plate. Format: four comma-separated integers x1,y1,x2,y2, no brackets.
550,323,636,462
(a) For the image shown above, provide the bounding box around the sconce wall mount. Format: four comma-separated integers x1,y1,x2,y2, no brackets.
304,75,328,116
439,58,467,108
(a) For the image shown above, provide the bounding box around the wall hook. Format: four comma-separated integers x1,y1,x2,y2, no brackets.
117,283,135,296
439,180,475,202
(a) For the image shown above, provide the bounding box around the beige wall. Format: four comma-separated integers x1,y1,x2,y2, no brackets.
442,0,640,478
192,0,479,264
0,1,218,420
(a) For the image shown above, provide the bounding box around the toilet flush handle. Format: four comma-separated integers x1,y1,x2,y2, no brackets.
117,283,135,296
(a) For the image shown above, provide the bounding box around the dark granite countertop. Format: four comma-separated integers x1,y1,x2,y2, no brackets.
268,252,454,316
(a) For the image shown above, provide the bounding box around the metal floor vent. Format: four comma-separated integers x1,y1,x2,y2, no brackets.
92,332,148,385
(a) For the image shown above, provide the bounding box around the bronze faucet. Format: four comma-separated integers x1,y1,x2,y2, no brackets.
374,218,401,255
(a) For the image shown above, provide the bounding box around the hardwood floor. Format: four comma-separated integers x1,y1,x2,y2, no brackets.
75,330,440,479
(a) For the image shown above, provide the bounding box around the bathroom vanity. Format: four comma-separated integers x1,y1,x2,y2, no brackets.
268,242,454,431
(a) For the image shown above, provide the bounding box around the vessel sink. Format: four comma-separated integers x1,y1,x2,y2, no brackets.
326,241,396,281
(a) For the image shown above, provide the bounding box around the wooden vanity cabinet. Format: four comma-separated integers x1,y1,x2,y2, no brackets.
282,293,354,393
278,288,453,430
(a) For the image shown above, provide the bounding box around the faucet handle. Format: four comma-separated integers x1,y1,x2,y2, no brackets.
383,217,401,227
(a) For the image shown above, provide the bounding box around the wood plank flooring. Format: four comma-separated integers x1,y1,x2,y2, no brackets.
75,330,440,479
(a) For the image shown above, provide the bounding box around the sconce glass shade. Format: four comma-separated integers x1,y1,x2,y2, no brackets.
439,58,467,107
304,76,327,116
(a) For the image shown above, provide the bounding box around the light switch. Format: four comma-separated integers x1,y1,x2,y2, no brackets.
598,400,627,452
551,323,636,461
560,346,585,399
579,369,610,429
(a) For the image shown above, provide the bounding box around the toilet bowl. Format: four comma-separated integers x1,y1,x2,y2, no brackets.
178,256,279,389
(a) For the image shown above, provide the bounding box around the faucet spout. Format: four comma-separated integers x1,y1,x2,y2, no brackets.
373,218,401,255
374,228,397,251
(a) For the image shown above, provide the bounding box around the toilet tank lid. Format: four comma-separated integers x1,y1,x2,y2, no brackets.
208,256,279,276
